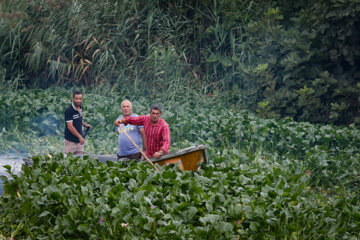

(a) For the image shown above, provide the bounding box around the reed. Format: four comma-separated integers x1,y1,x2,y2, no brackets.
0,0,252,90
1,0,358,124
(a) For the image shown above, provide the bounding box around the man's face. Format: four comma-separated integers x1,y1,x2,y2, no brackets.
150,109,161,123
73,94,83,107
121,101,132,117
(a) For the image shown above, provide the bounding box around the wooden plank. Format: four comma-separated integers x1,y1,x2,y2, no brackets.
157,158,184,170
151,145,207,163
153,146,207,171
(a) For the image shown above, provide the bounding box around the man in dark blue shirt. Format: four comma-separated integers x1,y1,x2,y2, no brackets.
64,90,92,155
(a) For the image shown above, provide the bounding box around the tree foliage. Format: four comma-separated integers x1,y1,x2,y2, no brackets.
0,0,359,124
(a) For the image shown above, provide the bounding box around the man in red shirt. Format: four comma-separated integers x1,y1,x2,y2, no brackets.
115,104,170,158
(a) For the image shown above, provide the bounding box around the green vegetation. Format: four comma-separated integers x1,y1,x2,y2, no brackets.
1,154,359,239
0,89,360,238
0,0,359,238
0,0,359,124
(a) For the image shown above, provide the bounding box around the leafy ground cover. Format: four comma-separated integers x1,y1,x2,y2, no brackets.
1,155,359,239
0,88,359,238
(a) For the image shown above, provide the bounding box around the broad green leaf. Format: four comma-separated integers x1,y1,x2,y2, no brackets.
39,211,51,218
214,221,233,233
199,214,221,224
77,224,91,234
250,222,260,231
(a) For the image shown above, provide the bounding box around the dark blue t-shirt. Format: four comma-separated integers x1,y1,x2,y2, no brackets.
64,103,83,143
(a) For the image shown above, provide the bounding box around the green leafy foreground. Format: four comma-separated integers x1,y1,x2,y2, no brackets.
0,89,360,239
1,154,359,239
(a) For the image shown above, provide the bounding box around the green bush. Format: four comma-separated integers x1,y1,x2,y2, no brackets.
223,0,360,125
1,0,359,124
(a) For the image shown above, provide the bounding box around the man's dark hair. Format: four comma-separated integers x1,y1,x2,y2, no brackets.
150,103,162,113
73,90,83,97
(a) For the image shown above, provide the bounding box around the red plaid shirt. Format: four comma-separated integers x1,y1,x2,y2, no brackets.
125,115,170,157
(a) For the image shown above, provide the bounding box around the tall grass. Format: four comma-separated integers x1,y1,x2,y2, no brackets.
0,0,253,93
1,0,359,124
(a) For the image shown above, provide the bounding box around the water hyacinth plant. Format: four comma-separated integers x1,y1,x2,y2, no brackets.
0,89,359,238
0,154,359,239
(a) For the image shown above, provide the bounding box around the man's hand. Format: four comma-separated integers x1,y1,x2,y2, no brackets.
153,150,164,158
114,118,124,127
83,123,92,129
79,136,85,145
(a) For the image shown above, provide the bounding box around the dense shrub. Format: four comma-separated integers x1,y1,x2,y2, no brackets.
0,0,359,124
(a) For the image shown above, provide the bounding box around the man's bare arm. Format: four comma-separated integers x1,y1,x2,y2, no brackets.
66,121,84,144
82,121,92,128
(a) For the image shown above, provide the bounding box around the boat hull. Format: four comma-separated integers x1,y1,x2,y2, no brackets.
151,145,207,171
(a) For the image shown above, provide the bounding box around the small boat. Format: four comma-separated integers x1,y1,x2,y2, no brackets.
152,145,208,171
23,145,208,171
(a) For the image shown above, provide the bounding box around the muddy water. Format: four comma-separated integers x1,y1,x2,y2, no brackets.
0,154,24,195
